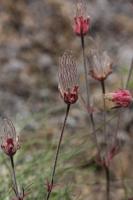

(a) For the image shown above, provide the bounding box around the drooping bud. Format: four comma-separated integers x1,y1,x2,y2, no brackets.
58,51,79,104
73,0,90,36
88,49,112,81
105,89,133,108
0,118,20,157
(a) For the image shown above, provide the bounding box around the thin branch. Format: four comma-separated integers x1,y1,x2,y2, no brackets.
100,80,106,141
10,156,19,199
46,104,70,200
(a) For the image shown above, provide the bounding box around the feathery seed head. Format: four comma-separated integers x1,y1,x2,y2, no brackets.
88,49,112,81
58,51,79,104
0,118,20,157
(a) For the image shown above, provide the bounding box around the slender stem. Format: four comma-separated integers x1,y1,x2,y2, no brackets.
80,34,90,108
80,35,101,156
46,104,70,200
100,80,106,140
10,155,19,198
104,165,110,200
101,79,105,94
101,80,111,200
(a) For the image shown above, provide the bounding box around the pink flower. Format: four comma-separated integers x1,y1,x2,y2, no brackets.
105,89,133,107
58,51,79,105
73,0,90,36
1,118,20,156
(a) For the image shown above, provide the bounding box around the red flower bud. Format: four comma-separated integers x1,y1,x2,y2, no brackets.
105,89,133,108
73,0,90,36
74,16,90,36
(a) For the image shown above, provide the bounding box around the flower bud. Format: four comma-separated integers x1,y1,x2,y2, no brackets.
105,89,133,107
73,0,90,36
74,16,90,36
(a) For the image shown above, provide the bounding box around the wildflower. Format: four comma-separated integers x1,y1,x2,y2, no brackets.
1,118,20,156
58,51,79,104
105,89,133,108
88,50,112,81
73,0,90,36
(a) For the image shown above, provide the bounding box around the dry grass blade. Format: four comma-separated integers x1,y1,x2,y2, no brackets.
125,58,133,89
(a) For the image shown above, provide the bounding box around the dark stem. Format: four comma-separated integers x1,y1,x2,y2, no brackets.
101,79,106,94
100,80,106,141
104,165,110,200
10,155,19,199
101,80,110,200
80,33,90,108
46,104,70,200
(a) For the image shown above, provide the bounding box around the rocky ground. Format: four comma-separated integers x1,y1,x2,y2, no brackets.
0,0,133,199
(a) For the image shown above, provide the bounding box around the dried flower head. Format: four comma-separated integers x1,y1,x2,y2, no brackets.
105,89,133,108
58,51,79,104
88,50,112,81
1,118,20,156
73,0,90,36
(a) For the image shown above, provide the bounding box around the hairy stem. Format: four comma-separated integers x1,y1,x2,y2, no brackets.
46,104,70,200
10,155,19,198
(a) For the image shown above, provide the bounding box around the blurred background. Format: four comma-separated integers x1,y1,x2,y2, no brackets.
0,0,133,199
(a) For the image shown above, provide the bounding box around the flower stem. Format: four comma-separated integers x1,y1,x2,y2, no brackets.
100,79,106,140
10,155,19,199
80,34,101,157
81,33,90,109
101,80,111,200
104,165,110,200
46,104,70,200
